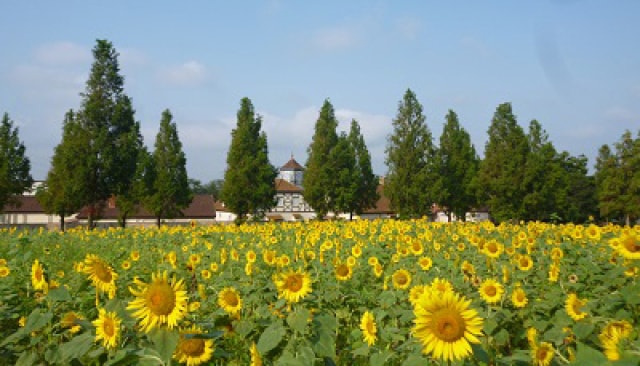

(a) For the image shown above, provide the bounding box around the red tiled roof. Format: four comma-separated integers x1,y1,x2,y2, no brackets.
280,157,305,171
363,184,394,214
76,194,216,219
275,178,303,193
2,196,45,213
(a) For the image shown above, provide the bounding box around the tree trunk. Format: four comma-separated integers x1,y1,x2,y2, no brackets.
59,214,65,232
156,215,161,228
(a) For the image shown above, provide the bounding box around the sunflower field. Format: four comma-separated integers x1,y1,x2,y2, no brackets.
0,219,639,365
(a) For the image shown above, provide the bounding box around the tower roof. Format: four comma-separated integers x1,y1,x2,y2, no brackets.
280,155,305,171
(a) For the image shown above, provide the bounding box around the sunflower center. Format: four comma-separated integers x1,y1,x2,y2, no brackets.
485,286,497,297
623,236,639,253
432,308,465,342
536,347,549,360
224,292,239,307
520,258,530,267
366,320,376,334
103,318,115,337
286,275,303,292
337,265,350,277
180,338,205,356
147,282,176,315
94,262,113,282
35,268,43,281
395,275,408,285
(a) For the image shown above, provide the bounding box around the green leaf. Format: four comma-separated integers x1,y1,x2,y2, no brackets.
352,344,370,357
573,322,595,340
287,307,310,334
24,308,53,333
620,283,640,305
574,341,607,366
48,287,72,302
401,353,430,366
257,321,286,354
15,350,38,366
369,350,394,366
296,345,316,365
494,328,510,346
234,319,254,338
148,327,179,363
378,291,396,308
484,317,498,335
60,332,95,362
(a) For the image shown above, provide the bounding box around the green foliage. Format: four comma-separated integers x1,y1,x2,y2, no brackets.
347,119,379,217
330,132,359,217
477,103,529,223
303,99,339,219
70,39,140,228
0,112,33,211
433,109,479,221
384,89,437,219
220,98,277,222
595,129,640,224
146,109,192,226
37,110,86,230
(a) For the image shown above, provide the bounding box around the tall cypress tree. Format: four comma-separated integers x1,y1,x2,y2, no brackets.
304,99,339,219
74,39,139,228
146,109,192,227
434,110,479,221
477,103,529,222
37,110,86,230
521,120,568,221
330,132,358,217
0,112,33,211
347,119,378,218
221,97,277,222
384,89,436,219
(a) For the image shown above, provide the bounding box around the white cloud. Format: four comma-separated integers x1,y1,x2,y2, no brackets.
605,106,638,123
158,61,208,87
33,41,90,65
312,26,360,51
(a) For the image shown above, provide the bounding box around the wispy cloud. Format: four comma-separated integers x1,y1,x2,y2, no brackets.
33,41,91,65
158,61,209,87
312,26,360,51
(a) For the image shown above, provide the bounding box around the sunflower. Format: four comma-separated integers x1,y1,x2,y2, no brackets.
367,256,379,266
418,256,433,271
93,308,121,350
599,320,632,361
335,263,353,281
412,290,484,362
565,293,588,321
127,271,189,333
61,311,84,334
511,287,528,308
130,250,140,262
532,342,554,366
409,285,429,307
360,311,377,346
392,269,411,290
218,287,242,316
82,254,118,295
273,269,312,304
201,269,212,280
616,232,640,260
516,255,533,271
484,240,503,258
548,264,560,282
246,250,257,263
31,259,48,292
173,325,215,366
430,278,454,296
373,264,383,278
479,279,504,304
121,260,131,271
250,341,262,366
0,266,10,278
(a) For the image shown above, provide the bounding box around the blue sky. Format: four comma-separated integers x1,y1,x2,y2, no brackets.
1,1,639,181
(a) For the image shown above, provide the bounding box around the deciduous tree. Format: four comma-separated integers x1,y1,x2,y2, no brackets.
146,109,192,227
220,98,277,223
0,112,33,211
384,89,436,219
304,99,339,219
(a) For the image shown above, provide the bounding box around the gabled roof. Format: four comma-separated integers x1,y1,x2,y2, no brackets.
363,184,394,214
75,194,216,219
275,178,303,193
2,196,45,213
280,156,305,171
